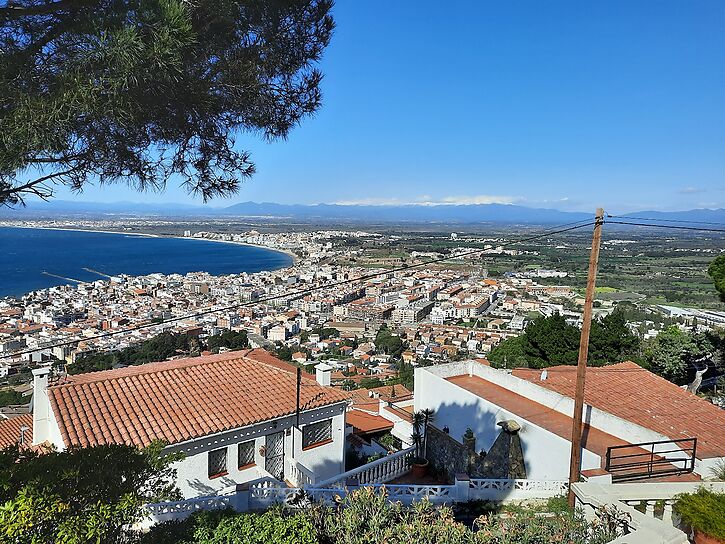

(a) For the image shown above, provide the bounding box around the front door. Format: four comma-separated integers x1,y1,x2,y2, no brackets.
265,431,285,481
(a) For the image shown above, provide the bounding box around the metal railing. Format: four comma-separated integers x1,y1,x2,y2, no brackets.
604,438,696,482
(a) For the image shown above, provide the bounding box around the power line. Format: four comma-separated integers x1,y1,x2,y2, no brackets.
604,219,725,234
3,220,597,359
607,214,725,227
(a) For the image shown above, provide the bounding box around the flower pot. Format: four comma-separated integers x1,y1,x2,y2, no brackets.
410,459,429,478
694,530,724,544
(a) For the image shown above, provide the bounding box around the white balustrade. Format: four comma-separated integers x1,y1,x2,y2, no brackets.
470,479,569,500
316,446,416,488
285,457,316,487
572,481,725,544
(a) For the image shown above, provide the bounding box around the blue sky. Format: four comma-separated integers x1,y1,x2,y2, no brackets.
53,0,725,212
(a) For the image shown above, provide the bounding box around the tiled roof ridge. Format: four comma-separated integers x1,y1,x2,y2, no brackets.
53,350,255,387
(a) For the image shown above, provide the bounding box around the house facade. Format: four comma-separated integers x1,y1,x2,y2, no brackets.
29,349,348,498
414,360,725,482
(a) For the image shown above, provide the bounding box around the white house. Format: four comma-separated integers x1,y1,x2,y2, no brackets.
26,349,349,498
414,360,725,482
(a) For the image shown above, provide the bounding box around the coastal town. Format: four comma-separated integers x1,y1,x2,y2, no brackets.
1,225,724,412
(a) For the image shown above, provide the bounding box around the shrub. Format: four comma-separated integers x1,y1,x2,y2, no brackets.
674,488,725,539
144,507,318,544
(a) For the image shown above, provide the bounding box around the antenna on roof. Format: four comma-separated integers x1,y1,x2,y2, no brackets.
19,425,29,447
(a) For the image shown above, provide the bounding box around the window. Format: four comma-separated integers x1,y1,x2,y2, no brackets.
238,440,255,469
208,447,227,478
302,419,333,449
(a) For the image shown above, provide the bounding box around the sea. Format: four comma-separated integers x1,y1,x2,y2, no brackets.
0,227,293,298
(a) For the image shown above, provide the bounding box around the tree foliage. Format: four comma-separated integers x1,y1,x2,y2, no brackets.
71,331,196,374
0,0,334,205
644,326,711,384
0,442,181,544
489,312,641,369
145,487,621,544
375,324,405,359
0,388,26,407
207,330,248,352
708,255,725,303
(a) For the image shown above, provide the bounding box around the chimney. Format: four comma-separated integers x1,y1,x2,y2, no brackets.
315,363,332,387
32,367,51,445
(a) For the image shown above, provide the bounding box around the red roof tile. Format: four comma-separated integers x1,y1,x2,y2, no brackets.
0,413,32,449
346,410,394,434
512,362,725,458
49,349,348,448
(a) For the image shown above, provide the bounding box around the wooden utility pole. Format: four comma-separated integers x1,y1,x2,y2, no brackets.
567,208,604,507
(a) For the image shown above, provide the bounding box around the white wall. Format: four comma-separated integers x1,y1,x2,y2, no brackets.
167,403,347,498
415,366,600,479
421,361,707,473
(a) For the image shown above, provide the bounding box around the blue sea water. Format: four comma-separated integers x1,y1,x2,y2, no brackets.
0,227,292,297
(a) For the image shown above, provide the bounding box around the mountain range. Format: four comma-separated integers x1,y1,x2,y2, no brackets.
1,199,723,225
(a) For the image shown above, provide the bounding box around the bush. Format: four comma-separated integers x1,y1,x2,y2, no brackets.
144,487,627,544
145,507,318,544
674,488,725,539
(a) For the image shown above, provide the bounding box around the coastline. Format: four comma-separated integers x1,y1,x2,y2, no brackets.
0,224,299,266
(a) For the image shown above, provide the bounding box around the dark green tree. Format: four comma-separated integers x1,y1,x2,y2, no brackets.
0,442,181,543
0,0,334,205
644,326,712,384
589,311,641,366
488,335,528,369
522,313,580,368
375,325,404,359
206,330,248,352
708,255,725,302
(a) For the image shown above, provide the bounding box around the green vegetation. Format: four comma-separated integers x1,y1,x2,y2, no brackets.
311,327,340,340
708,255,725,302
674,488,725,540
643,326,712,384
207,330,248,352
145,487,622,544
1,0,333,205
488,311,641,369
0,388,26,407
375,324,405,359
71,331,199,374
0,442,181,544
71,329,250,374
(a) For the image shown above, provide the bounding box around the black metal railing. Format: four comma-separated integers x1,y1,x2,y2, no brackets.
605,438,697,482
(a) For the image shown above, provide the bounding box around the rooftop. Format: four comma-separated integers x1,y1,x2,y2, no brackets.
512,362,725,459
0,413,32,449
48,349,349,448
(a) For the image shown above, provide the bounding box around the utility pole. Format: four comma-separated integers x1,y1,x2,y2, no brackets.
567,208,604,508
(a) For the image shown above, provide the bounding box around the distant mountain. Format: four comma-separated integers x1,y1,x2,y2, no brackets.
218,201,592,223
2,199,724,225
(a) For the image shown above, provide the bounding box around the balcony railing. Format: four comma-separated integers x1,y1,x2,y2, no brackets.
605,438,696,482
316,446,416,488
572,480,725,543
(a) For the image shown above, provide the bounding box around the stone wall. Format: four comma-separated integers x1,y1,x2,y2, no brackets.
426,423,526,481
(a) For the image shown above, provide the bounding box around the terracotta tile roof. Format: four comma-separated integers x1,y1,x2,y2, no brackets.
0,413,32,449
346,410,394,434
448,374,642,461
512,362,725,459
347,385,413,413
48,349,348,448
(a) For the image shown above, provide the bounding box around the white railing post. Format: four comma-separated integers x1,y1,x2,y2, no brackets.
454,473,470,503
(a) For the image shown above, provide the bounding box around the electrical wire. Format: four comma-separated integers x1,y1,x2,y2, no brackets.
3,220,598,359
606,213,725,227
604,220,725,234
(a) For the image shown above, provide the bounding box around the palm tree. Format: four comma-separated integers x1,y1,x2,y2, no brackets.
421,408,435,460
411,409,435,463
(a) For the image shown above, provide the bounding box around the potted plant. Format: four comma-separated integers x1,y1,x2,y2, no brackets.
410,408,434,477
674,488,725,544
